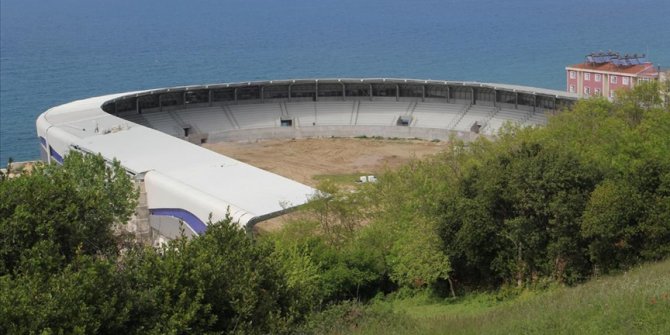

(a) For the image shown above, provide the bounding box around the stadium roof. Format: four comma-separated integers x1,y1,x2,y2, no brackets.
39,93,316,228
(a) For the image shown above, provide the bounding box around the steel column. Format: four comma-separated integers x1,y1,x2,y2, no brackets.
515,92,518,109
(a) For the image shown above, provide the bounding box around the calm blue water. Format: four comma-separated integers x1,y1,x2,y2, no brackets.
1,0,669,163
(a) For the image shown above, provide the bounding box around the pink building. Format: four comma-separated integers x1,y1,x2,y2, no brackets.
566,52,658,99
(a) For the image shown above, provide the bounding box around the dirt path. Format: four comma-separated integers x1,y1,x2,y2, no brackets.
203,137,446,187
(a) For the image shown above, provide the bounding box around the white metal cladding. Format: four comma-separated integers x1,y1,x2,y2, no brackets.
36,92,316,233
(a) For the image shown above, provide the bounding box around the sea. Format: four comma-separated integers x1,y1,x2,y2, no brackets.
1,0,669,163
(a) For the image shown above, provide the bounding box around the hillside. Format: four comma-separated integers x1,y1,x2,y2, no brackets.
312,258,670,334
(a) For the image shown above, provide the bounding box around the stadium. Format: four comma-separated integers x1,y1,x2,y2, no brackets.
36,78,577,242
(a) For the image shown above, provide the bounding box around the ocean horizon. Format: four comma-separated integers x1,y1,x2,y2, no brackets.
2,0,669,163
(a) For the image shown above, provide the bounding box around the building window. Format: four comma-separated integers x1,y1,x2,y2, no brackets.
611,75,618,84
622,77,630,85
584,73,591,81
569,85,575,93
609,90,614,98
595,74,601,82
595,88,601,95
584,87,591,96
569,71,576,79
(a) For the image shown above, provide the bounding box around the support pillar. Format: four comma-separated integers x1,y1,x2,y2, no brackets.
553,96,557,111
514,92,518,109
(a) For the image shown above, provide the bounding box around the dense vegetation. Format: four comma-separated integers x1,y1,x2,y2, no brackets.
266,81,670,302
0,153,308,334
303,258,670,335
0,82,668,333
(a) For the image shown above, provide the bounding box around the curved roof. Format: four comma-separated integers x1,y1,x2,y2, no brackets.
37,92,316,229
101,78,577,108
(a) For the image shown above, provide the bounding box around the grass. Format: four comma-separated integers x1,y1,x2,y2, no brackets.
316,259,670,335
313,173,375,186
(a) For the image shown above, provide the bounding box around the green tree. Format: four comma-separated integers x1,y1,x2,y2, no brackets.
582,179,643,272
0,152,137,275
1,218,307,334
0,253,139,335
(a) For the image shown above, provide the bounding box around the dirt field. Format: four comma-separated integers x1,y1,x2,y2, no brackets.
203,137,446,232
203,137,446,187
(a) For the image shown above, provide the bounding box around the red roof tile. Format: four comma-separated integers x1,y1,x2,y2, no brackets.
568,62,656,76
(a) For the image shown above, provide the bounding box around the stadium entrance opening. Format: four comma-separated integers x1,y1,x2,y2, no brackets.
280,118,293,127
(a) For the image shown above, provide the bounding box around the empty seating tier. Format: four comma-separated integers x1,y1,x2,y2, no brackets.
356,101,410,126
285,103,317,126
175,106,236,134
228,104,281,129
412,103,466,128
315,102,355,126
452,105,494,132
141,111,183,137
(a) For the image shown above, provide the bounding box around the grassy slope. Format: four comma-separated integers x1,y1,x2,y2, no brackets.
345,259,670,335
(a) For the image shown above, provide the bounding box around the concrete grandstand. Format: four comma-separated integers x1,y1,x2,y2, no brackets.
36,78,577,242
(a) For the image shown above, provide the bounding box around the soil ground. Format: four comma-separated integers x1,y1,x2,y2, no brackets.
203,137,446,187
203,137,447,232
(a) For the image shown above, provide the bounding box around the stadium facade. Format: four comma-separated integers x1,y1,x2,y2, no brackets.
36,78,577,243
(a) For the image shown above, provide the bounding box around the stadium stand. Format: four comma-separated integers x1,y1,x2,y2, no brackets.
315,101,355,125
412,103,466,129
525,111,549,126
356,101,411,126
483,107,532,134
141,110,184,137
174,106,236,134
228,103,281,129
285,102,316,126
452,105,493,132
